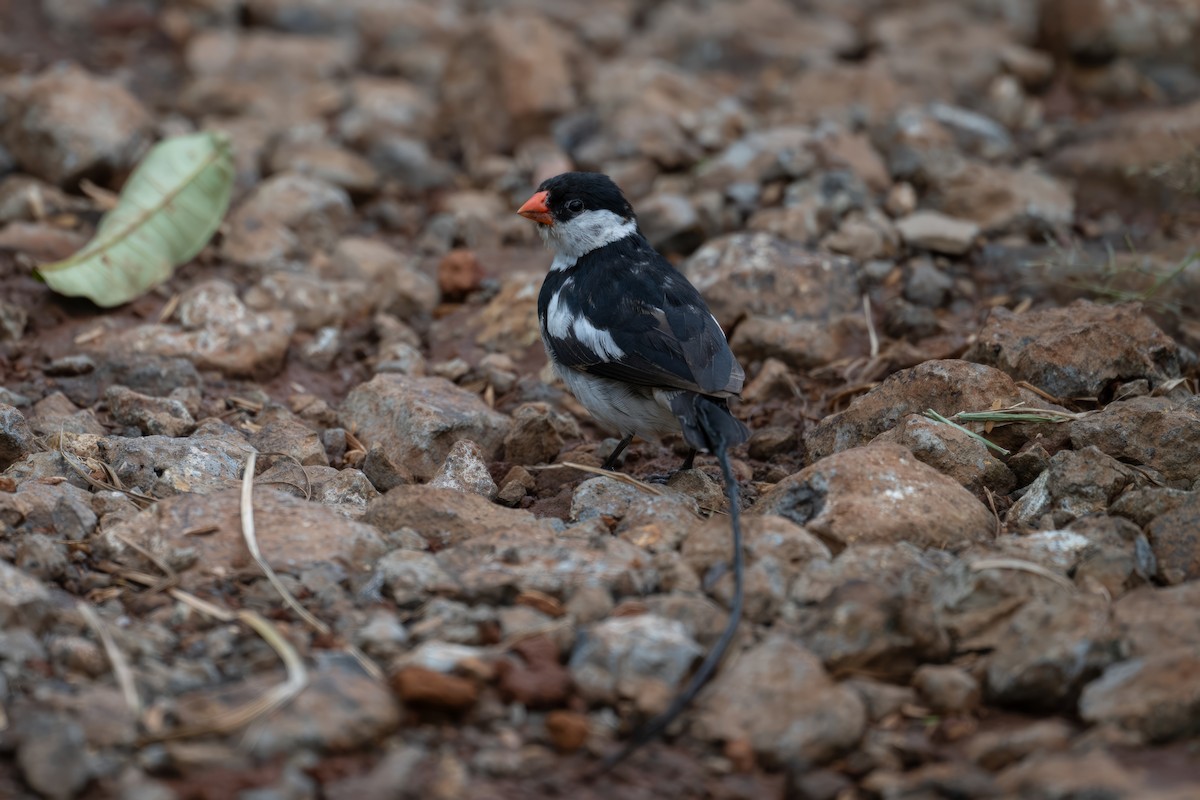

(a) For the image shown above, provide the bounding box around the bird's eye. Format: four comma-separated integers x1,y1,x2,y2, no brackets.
565,199,584,215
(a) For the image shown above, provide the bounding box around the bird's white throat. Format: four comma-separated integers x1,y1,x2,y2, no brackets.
541,209,637,268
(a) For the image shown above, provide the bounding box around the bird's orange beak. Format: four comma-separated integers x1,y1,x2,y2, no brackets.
518,190,554,226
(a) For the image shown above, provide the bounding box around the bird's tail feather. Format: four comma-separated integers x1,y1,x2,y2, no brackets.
591,394,746,776
669,392,749,455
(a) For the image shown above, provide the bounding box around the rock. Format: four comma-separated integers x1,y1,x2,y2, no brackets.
995,749,1141,799
1071,395,1200,484
931,162,1074,234
1114,582,1200,657
963,719,1074,770
341,375,510,481
328,237,439,324
872,413,1016,501
101,487,387,587
15,711,91,800
569,614,703,713
265,138,379,195
244,271,374,332
545,710,589,753
1145,491,1200,584
636,192,704,254
98,433,251,497
250,416,328,467
965,301,1182,400
106,281,295,379
222,172,353,269
56,353,203,408
495,635,572,709
1007,446,1135,529
1080,648,1200,743
0,559,53,630
693,635,865,768
183,654,400,757
436,249,485,300
789,578,951,681
392,666,478,711
0,403,36,469
324,746,427,800
307,467,379,519
694,126,815,189
757,443,993,552
805,360,1023,460
894,211,980,255
363,485,557,550
845,678,918,722
571,476,697,527
730,314,861,371
29,391,106,436
985,593,1121,710
0,298,27,341
439,11,576,166
502,402,580,465
680,232,861,329
912,664,981,713
428,439,498,499
903,258,954,308
105,386,196,438
2,63,152,186
0,480,98,542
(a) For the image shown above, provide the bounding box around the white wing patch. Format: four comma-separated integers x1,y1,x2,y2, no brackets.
546,281,625,361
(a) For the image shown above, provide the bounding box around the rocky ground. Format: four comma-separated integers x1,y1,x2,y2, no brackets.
2,0,1200,798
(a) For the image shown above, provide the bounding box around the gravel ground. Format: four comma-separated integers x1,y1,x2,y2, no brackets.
2,1,1200,798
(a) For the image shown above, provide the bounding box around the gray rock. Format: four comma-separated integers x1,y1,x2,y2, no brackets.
0,297,27,341
903,258,954,307
1114,581,1200,658
364,485,559,551
428,439,497,499
341,375,510,482
569,614,703,710
99,433,252,497
0,402,36,469
680,232,861,329
694,635,866,767
1007,446,1136,529
328,237,439,323
243,271,374,332
306,467,379,519
894,211,980,255
376,550,462,607
105,386,196,438
986,593,1121,710
964,719,1073,770
0,559,53,630
16,711,91,800
29,391,106,436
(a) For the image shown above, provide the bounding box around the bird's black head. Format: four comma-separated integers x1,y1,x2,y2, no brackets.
518,172,635,227
518,172,640,260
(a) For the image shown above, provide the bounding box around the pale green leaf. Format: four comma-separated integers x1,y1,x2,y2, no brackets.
37,131,235,307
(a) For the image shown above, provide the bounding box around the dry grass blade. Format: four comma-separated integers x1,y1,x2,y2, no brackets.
923,409,1011,456
969,558,1076,592
862,293,879,359
78,601,142,717
239,453,384,681
549,461,664,496
240,452,328,633
950,404,1085,426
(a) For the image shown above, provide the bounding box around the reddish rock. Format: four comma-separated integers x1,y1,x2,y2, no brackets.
496,635,572,708
545,710,589,753
965,301,1181,400
437,249,485,300
755,443,994,552
392,666,479,711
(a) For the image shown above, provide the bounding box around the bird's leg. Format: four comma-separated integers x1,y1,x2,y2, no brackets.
602,434,634,471
678,448,697,472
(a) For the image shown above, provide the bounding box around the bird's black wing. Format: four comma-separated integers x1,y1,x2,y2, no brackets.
540,236,743,397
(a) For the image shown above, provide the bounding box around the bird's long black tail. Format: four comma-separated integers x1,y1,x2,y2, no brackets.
593,394,747,775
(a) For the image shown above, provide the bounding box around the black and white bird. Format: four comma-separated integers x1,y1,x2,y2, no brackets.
518,171,749,772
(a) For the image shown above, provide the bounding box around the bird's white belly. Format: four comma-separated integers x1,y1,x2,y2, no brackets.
555,364,681,441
